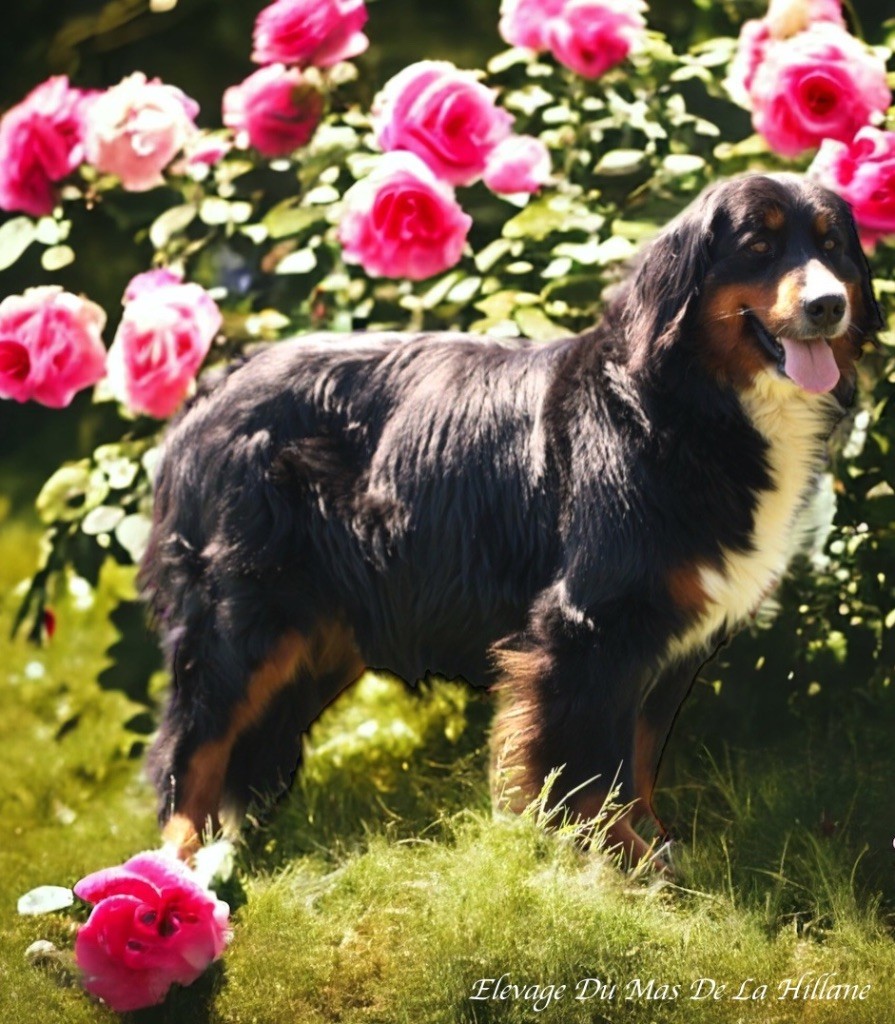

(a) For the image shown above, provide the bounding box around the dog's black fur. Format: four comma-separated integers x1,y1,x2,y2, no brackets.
143,174,881,861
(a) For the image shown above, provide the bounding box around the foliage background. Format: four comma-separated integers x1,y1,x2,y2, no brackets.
0,0,894,1021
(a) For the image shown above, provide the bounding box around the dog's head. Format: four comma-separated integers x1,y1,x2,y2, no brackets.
625,174,883,406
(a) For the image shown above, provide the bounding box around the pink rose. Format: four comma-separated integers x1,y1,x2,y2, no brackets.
0,287,106,409
543,0,647,79
84,72,199,191
107,270,222,418
0,76,94,217
483,134,551,194
727,0,846,109
373,61,513,187
223,65,324,157
499,0,566,50
251,0,369,68
74,851,230,1013
809,126,895,248
338,152,472,280
749,25,891,157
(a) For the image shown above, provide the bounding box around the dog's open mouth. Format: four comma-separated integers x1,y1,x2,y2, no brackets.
744,312,840,395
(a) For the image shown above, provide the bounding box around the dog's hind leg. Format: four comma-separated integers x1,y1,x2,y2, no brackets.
491,614,661,867
150,619,364,860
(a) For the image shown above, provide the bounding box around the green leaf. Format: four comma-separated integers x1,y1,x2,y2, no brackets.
275,248,318,275
149,204,196,249
662,154,706,176
81,505,126,536
514,307,567,342
115,514,153,563
199,197,233,226
0,216,36,271
593,149,646,176
263,202,328,240
504,198,604,242
474,238,515,273
41,245,75,272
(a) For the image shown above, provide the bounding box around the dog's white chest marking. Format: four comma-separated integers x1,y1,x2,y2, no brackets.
669,374,837,661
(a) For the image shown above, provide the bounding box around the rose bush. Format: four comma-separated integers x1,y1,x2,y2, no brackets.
74,851,230,1012
0,287,106,408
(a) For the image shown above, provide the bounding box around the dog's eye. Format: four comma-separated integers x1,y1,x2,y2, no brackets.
749,240,771,254
822,237,839,252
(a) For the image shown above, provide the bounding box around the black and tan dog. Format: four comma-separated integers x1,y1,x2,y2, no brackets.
143,174,881,864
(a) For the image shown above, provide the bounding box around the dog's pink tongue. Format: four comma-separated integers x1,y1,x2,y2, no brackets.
779,337,840,394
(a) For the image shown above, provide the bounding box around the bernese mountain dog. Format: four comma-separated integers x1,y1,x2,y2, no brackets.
142,173,882,865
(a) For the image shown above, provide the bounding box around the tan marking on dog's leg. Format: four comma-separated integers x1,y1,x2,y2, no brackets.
489,647,554,812
162,630,322,860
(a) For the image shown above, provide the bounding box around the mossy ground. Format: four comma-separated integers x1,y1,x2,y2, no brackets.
1,507,893,1023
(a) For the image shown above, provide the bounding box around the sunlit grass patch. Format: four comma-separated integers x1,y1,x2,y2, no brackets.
219,810,895,1024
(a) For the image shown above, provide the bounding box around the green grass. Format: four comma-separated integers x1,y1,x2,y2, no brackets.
1,508,894,1023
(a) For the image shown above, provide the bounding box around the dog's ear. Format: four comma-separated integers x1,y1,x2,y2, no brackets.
624,196,718,374
846,212,885,341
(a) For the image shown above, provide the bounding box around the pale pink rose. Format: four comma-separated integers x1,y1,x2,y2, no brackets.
543,0,647,79
338,152,472,280
107,272,222,418
74,851,230,1013
0,287,106,409
749,25,891,157
809,126,895,248
483,134,551,194
0,76,94,217
223,65,324,157
499,0,566,50
251,0,369,68
373,61,513,186
85,72,199,191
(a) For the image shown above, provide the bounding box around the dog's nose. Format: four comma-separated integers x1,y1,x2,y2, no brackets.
804,293,846,331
